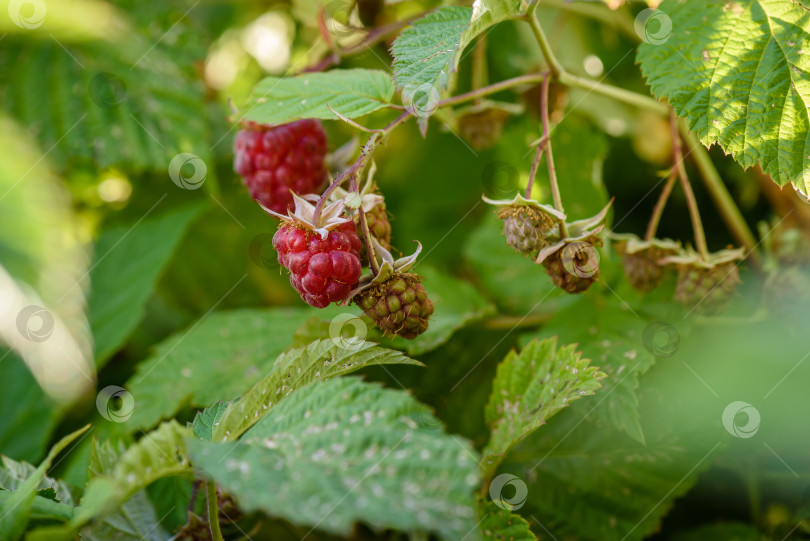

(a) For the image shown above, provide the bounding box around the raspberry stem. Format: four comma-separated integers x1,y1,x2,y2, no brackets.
644,169,678,241
539,72,568,237
527,3,563,78
313,112,410,226
681,125,760,268
206,481,224,541
471,34,488,104
670,110,708,259
352,176,381,275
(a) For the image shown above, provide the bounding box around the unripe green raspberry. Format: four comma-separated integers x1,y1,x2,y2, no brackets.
498,206,553,257
355,273,434,339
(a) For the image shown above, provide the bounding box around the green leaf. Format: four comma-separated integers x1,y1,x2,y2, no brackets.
242,69,395,125
477,497,536,541
525,289,685,444
482,338,605,473
124,308,324,431
637,0,810,192
73,422,192,529
191,402,229,441
213,339,422,441
457,0,529,64
0,352,58,462
0,425,90,540
391,7,471,112
89,204,205,366
507,420,718,541
79,439,168,541
0,26,213,175
190,377,480,538
0,456,73,505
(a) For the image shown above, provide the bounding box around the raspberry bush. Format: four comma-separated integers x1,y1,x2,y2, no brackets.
1,1,810,541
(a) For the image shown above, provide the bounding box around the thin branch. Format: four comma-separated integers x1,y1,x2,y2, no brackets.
438,73,548,108
540,73,568,236
670,110,708,258
312,112,410,225
680,124,760,267
558,72,668,114
645,170,678,241
526,4,563,77
526,143,547,200
353,176,381,275
302,12,427,73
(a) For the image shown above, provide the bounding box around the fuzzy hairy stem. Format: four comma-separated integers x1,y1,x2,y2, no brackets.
645,170,678,241
680,124,760,266
438,73,548,108
206,481,224,541
539,73,568,236
314,112,410,225
352,176,381,275
670,110,708,259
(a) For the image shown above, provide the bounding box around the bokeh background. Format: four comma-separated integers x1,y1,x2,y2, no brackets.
1,0,810,539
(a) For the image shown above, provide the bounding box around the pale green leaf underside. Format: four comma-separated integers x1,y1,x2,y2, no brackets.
242,69,395,125
213,339,421,441
191,378,479,538
391,7,471,109
637,0,810,191
482,337,604,472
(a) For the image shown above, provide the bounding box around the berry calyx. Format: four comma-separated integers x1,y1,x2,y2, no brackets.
345,239,433,340
535,202,612,294
268,194,362,308
483,194,566,257
234,119,328,214
611,233,681,292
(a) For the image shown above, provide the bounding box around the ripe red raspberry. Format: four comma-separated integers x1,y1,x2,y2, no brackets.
273,221,362,308
355,272,434,339
234,119,328,213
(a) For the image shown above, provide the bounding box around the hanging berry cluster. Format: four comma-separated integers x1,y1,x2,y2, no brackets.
234,119,434,340
481,79,745,315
